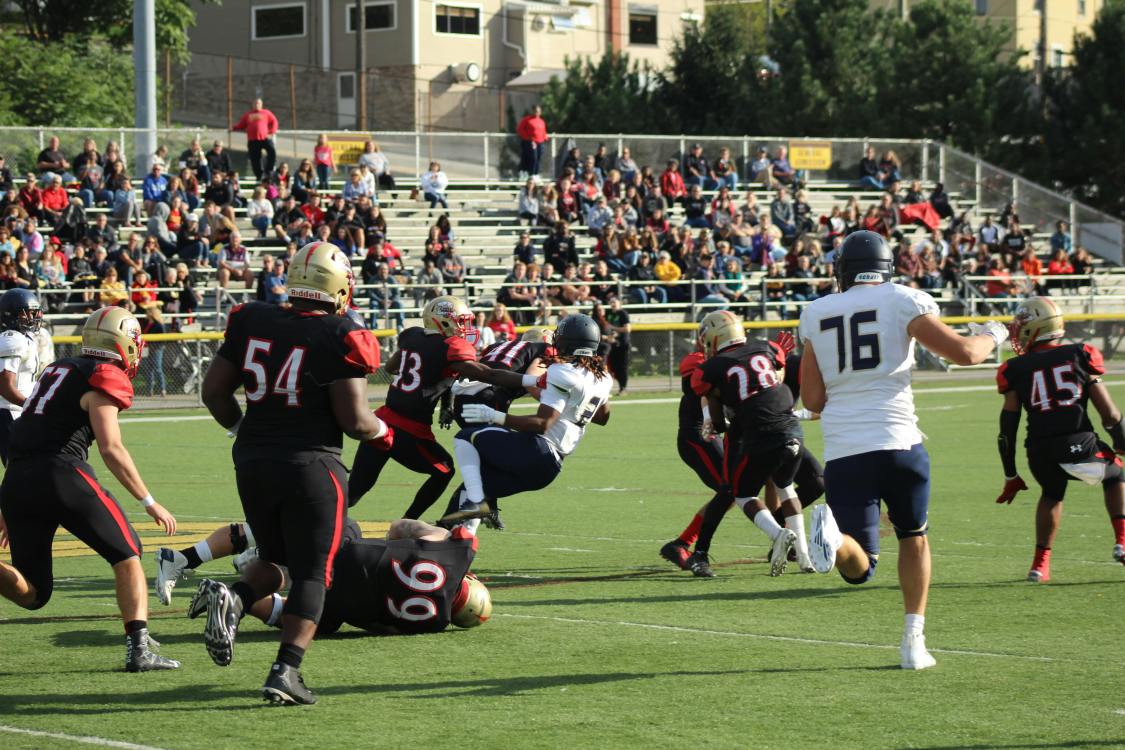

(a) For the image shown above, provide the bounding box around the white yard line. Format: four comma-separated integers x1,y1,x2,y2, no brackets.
0,726,171,750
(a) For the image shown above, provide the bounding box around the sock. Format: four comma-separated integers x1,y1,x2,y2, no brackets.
462,518,481,536
1112,515,1125,546
1032,545,1052,567
677,513,703,546
179,545,202,569
124,619,147,636
786,512,810,559
230,581,255,612
752,508,783,540
265,593,284,627
276,643,305,669
452,438,485,503
904,613,925,636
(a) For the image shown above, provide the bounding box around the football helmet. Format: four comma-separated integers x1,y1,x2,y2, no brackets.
0,289,42,334
835,230,893,291
554,314,601,357
423,296,475,339
1010,296,1064,354
450,573,492,628
82,306,145,378
521,327,553,344
288,241,354,314
697,310,745,356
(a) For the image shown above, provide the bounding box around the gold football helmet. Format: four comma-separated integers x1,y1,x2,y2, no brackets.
288,241,354,314
521,327,554,344
697,310,746,356
82,306,145,378
450,573,492,629
423,295,475,339
1010,296,1064,354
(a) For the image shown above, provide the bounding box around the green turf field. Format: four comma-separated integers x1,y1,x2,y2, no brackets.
1,381,1124,750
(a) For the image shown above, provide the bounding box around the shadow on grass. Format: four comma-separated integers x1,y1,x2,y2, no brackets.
913,742,1125,750
498,586,871,608
51,628,286,649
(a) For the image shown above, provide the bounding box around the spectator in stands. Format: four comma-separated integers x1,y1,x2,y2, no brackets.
985,257,1015,304
661,160,687,207
203,171,234,208
419,161,449,209
485,303,517,342
562,146,582,175
903,180,925,204
77,158,109,210
36,136,74,183
536,185,558,226
879,151,902,186
498,261,536,322
929,182,953,220
438,243,465,288
367,261,404,329
1070,245,1093,279
788,254,818,304
693,253,729,310
544,221,579,270
1001,219,1027,266
263,257,288,304
590,258,616,303
578,155,603,189
978,214,1000,254
654,250,682,298
139,162,166,216
749,147,774,187
111,233,143,286
178,138,209,184
683,185,709,229
714,147,738,191
414,258,443,307
89,245,111,279
340,169,368,203
69,139,98,182
272,162,292,201
518,179,539,224
130,269,158,309
0,156,13,193
1051,221,1073,254
141,233,169,284
206,140,233,177
35,239,65,296
858,145,882,189
1021,246,1045,295
167,263,201,320
247,186,274,238
272,194,305,243
771,146,799,187
177,214,209,267
894,241,921,285
770,187,796,240
762,261,788,317
602,169,625,202
683,144,712,189
877,193,901,238
98,265,128,308
627,251,664,305
40,175,68,227
323,223,353,259
616,148,639,183
641,185,666,222
217,233,253,288
145,202,178,256
718,257,748,306
290,159,315,204
586,195,613,237
103,140,126,173
109,177,140,227
233,98,279,181
517,105,549,179
313,135,335,191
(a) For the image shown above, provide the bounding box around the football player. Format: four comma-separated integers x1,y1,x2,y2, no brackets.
154,521,262,605
0,289,43,465
681,311,808,578
199,240,387,705
0,307,180,672
994,296,1125,581
348,296,530,519
440,314,612,532
798,230,1008,670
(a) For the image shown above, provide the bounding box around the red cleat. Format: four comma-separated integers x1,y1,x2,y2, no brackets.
1028,547,1051,583
659,540,692,570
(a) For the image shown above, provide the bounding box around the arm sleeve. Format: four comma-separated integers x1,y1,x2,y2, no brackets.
898,287,940,330
998,408,1020,477
445,337,477,363
342,329,381,373
690,366,713,397
995,361,1010,394
0,356,21,375
539,365,575,413
89,364,134,411
678,352,705,378
1083,344,1106,376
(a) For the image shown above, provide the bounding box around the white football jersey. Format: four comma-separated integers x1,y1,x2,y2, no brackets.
0,329,40,416
538,361,613,458
798,282,939,461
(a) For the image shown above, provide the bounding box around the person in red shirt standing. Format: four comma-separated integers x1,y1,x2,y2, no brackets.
516,105,549,179
232,98,280,182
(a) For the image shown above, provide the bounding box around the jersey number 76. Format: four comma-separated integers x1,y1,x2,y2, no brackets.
820,310,881,373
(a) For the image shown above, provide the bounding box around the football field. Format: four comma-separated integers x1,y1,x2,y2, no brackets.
1,380,1123,750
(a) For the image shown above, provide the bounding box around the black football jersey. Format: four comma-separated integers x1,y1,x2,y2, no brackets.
678,351,706,433
997,343,1105,444
478,339,551,409
383,327,476,429
325,527,478,635
692,339,800,448
216,302,380,466
783,353,801,403
8,357,134,463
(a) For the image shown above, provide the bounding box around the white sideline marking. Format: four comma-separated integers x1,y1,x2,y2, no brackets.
119,415,213,425
0,725,171,750
547,547,594,553
496,613,1056,662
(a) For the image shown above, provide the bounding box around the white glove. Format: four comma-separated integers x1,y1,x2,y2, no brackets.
793,408,815,421
701,419,718,441
461,403,506,425
968,320,1010,348
225,417,242,439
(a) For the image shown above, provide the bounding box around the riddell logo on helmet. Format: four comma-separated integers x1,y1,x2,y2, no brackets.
853,272,884,282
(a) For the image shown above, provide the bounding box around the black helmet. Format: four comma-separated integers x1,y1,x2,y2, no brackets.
554,314,601,357
835,230,893,291
0,289,42,334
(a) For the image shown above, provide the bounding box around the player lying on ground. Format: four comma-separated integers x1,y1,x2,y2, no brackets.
798,230,1009,670
659,342,824,575
0,289,44,466
0,307,180,672
200,240,386,705
348,296,535,520
994,296,1125,581
440,314,612,534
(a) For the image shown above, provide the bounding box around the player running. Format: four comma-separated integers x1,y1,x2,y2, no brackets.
798,230,1009,670
0,289,43,465
199,240,387,705
440,314,612,532
0,307,180,672
993,296,1125,581
348,296,529,519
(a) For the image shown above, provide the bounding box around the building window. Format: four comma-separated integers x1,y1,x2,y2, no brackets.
1052,47,1065,67
339,73,355,99
436,4,481,35
251,3,306,40
1078,0,1086,15
628,12,657,45
347,2,395,32
974,0,988,14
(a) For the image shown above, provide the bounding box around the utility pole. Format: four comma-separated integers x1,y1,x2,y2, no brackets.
356,0,367,130
1037,0,1048,84
133,0,157,168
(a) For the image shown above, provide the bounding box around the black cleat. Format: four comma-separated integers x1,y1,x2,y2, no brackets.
438,499,496,527
659,540,692,570
125,629,181,672
187,579,210,620
481,503,505,531
262,662,317,705
201,578,243,667
687,551,716,578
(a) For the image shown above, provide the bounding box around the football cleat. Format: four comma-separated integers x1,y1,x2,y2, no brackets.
201,579,243,667
1027,569,1049,583
659,540,692,570
438,499,496,527
686,550,716,578
154,547,189,606
125,629,181,672
481,503,506,531
232,546,260,574
768,529,797,577
262,662,317,705
1113,544,1125,565
1028,547,1051,582
795,549,815,574
187,579,210,620
900,632,937,670
809,504,842,574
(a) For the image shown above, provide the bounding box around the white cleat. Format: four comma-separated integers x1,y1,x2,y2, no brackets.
1113,544,1125,566
768,529,797,577
901,632,937,670
232,546,260,574
809,504,842,574
796,550,816,574
154,548,189,606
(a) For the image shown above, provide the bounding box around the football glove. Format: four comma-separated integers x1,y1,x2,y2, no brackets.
996,476,1029,504
775,330,796,356
438,405,454,430
701,419,718,441
968,320,1010,348
462,403,506,426
366,423,395,452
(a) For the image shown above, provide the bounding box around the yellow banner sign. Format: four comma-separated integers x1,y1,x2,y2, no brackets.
328,136,369,165
788,141,833,171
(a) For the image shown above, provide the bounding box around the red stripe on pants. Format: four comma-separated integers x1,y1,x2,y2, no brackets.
417,443,452,474
688,439,723,486
325,469,346,588
74,467,139,557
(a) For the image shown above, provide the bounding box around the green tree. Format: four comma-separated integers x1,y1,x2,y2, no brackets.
539,53,662,133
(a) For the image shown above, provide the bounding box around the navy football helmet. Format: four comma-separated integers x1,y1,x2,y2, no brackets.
554,314,601,357
0,289,42,334
835,230,893,291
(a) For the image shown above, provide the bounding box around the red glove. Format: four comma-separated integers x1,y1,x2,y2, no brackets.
775,330,796,356
367,424,394,452
996,476,1028,504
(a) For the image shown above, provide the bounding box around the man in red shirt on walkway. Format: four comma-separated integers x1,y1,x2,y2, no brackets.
233,99,280,182
516,105,549,179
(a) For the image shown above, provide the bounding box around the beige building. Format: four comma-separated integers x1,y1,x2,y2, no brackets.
179,0,705,131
